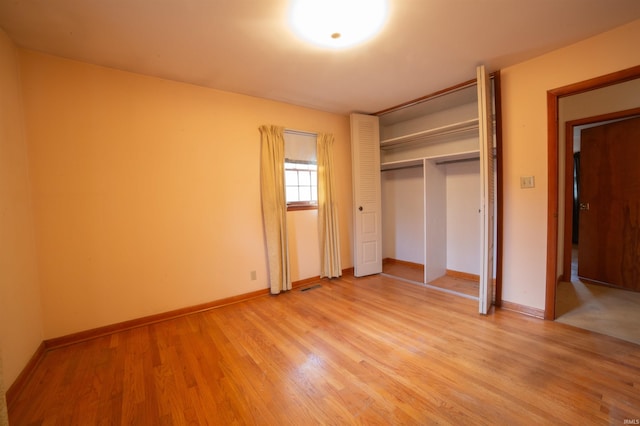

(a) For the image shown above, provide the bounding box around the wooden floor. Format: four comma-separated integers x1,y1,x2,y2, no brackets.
382,259,424,282
429,275,479,298
9,273,640,425
383,260,479,298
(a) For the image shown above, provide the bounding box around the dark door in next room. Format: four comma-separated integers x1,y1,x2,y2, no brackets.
578,116,640,291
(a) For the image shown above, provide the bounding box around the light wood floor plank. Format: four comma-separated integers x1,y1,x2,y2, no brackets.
9,273,640,424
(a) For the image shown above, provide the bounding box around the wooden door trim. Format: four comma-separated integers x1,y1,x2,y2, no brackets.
545,65,640,320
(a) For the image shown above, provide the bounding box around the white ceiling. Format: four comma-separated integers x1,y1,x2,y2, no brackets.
1,0,640,115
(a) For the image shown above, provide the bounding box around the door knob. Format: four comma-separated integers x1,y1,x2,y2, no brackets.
358,206,363,211
579,202,590,211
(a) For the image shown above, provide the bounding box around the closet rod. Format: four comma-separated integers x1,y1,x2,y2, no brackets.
381,164,424,172
435,152,497,166
285,128,318,137
435,157,479,166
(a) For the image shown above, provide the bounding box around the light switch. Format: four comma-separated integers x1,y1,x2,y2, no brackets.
520,176,535,189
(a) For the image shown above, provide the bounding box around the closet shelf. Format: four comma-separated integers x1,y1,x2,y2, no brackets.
380,118,479,149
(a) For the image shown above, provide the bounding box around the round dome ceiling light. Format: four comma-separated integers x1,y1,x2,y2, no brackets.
289,0,389,49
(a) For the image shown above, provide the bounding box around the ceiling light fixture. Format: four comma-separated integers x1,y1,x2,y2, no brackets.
289,0,388,49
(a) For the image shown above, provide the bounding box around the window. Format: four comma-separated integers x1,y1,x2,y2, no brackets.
284,131,317,210
285,160,317,207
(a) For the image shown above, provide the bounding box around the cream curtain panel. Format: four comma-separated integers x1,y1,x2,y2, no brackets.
317,133,342,278
259,125,291,294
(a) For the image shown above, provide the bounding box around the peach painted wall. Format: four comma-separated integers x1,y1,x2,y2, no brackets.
0,31,44,389
19,50,352,339
500,18,640,310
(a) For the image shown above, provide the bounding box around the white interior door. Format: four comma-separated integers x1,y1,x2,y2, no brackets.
477,65,495,314
350,113,382,277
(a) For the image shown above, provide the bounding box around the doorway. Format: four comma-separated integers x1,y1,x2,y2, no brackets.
553,112,640,345
546,65,640,325
563,112,640,289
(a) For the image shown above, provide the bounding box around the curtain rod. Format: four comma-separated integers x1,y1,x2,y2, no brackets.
285,128,318,137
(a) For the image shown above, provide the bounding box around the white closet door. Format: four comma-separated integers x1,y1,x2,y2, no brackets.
350,113,382,277
477,65,495,314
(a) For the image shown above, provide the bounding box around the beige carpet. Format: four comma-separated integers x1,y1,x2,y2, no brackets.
555,280,640,345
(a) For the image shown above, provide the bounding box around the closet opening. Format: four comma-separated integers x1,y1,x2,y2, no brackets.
375,72,501,307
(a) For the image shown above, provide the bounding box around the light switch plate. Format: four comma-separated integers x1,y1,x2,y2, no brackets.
520,176,535,189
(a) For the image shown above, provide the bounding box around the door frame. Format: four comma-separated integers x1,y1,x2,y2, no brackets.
545,65,640,320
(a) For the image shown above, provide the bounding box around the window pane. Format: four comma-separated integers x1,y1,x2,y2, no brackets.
286,186,299,202
311,186,317,201
299,186,311,201
311,172,317,186
285,170,298,185
299,170,311,186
